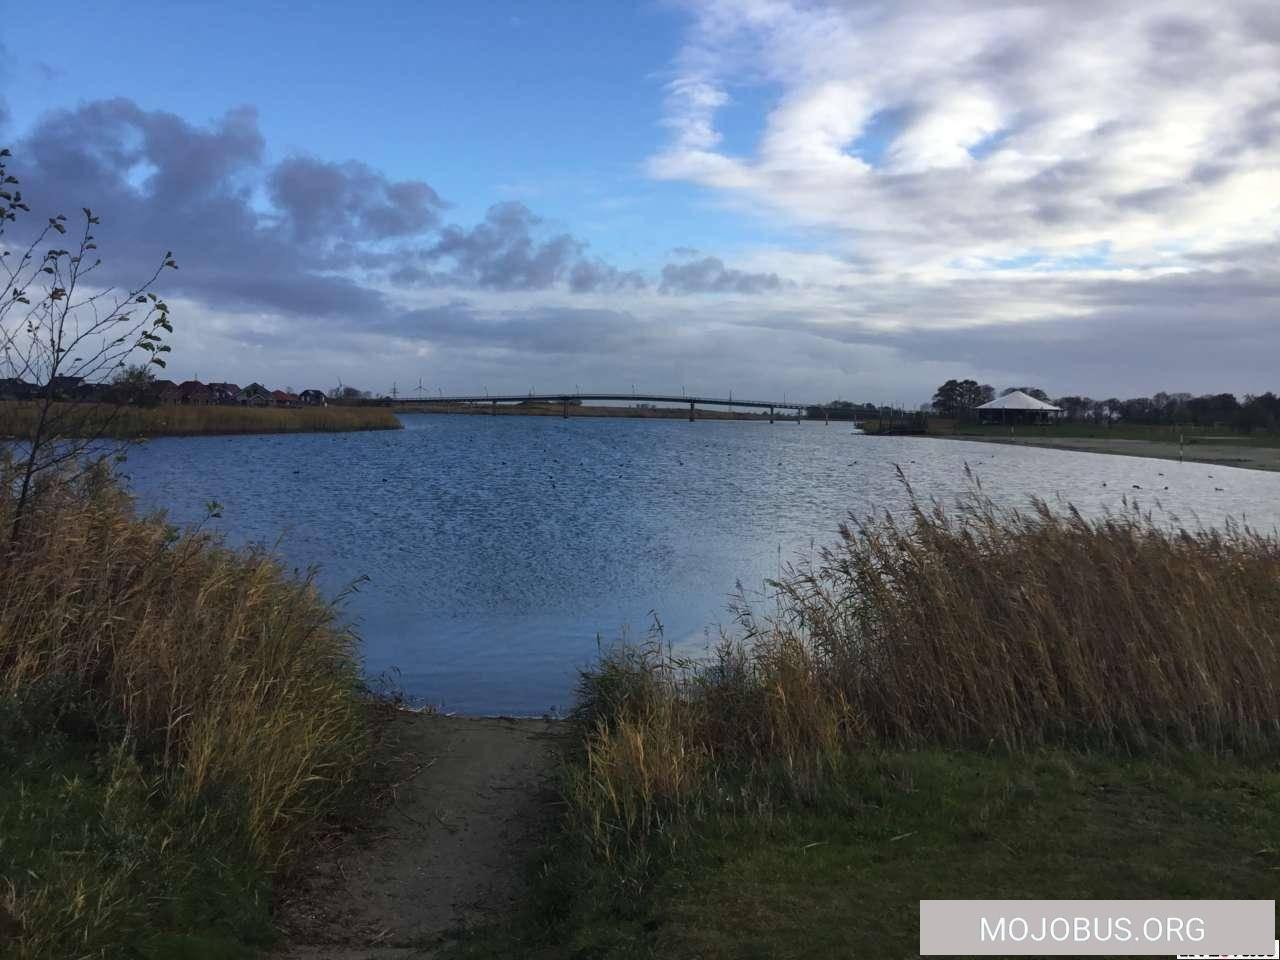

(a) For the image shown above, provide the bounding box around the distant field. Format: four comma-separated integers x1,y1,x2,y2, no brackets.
931,418,1280,446
392,401,774,420
918,418,1280,471
0,401,402,438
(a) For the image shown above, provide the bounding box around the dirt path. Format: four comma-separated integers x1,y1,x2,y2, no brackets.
939,434,1280,471
277,716,559,959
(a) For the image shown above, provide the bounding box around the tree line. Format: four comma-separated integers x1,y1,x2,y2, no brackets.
929,378,1280,430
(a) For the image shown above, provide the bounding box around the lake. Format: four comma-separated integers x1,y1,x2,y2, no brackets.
123,413,1280,715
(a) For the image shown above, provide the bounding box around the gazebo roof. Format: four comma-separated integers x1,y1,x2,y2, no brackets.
977,390,1062,411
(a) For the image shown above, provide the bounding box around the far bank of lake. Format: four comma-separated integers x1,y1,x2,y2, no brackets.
939,431,1280,472
0,400,401,438
393,400,773,420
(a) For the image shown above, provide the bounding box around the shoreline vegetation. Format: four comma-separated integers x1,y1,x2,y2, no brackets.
0,401,402,439
443,480,1280,957
6,463,1279,956
392,401,774,420
1,459,386,958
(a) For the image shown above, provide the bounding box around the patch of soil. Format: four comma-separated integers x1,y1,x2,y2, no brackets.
277,715,559,959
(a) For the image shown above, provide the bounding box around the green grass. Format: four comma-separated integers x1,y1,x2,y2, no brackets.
0,683,276,959
448,749,1280,959
931,418,1280,446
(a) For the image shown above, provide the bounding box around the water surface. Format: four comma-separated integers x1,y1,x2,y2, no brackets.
123,414,1280,714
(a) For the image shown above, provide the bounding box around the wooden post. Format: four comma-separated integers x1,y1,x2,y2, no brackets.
491,399,496,416
688,401,695,422
562,398,568,419
769,405,774,424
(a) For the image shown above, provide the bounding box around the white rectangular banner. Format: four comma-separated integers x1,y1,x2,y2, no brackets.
919,900,1275,956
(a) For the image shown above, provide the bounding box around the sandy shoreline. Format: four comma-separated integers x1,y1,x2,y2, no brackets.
937,434,1280,472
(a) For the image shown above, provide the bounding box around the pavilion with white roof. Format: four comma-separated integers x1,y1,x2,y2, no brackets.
975,390,1063,424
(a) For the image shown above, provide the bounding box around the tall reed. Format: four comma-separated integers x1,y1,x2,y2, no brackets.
570,474,1280,857
0,401,401,438
0,456,371,862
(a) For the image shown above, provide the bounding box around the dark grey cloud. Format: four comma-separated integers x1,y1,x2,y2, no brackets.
1146,15,1211,56
659,255,782,294
1241,2,1280,42
569,258,648,293
268,156,443,244
385,201,650,294
1241,97,1280,151
15,98,387,320
8,98,665,324
420,202,581,291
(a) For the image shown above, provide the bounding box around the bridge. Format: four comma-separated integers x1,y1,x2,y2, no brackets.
381,392,814,422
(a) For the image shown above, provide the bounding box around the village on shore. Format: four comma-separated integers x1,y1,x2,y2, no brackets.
0,376,333,407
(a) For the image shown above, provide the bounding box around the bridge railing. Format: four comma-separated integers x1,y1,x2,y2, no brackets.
380,393,810,410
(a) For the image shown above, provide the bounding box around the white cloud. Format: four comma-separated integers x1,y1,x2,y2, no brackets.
652,0,1280,272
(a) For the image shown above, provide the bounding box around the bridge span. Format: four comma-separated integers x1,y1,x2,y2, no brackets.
383,392,814,422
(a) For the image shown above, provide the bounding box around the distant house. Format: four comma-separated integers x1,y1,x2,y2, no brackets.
206,382,241,404
175,380,214,404
239,383,273,406
158,381,185,404
73,381,109,403
145,378,177,404
0,378,35,401
299,389,327,406
49,375,85,399
976,390,1064,425
271,389,294,406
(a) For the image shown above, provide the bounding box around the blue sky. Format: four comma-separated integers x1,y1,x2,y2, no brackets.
2,1,1278,400
5,2,752,266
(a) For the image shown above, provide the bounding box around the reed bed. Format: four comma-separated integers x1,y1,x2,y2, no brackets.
0,400,401,438
569,475,1280,858
0,457,373,955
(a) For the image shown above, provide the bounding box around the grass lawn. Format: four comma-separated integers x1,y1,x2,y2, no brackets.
929,419,1280,447
448,750,1280,959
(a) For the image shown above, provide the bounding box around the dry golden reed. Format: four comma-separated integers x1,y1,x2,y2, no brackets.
0,458,370,864
570,473,1280,856
0,400,401,439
